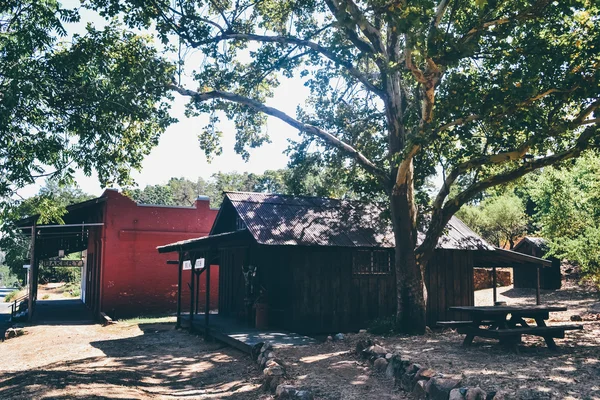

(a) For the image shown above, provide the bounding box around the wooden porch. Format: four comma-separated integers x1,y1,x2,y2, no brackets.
179,314,317,354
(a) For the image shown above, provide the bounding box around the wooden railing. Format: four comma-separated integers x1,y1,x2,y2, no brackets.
10,294,28,319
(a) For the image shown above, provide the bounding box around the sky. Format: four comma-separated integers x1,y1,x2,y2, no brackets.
17,3,310,199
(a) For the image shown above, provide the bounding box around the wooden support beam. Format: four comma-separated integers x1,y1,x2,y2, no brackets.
536,266,541,305
195,266,200,314
28,222,36,321
176,251,183,329
189,252,196,327
205,260,211,339
492,266,497,304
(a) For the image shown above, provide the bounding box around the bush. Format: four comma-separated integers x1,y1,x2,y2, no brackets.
367,316,396,335
4,289,23,303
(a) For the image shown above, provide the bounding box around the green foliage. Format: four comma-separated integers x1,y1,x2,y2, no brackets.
458,194,529,248
0,180,93,278
367,316,397,335
0,265,21,288
127,170,294,208
0,1,175,199
527,152,600,279
4,289,23,303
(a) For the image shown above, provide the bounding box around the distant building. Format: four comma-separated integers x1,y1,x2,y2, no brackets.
513,237,561,290
17,189,219,319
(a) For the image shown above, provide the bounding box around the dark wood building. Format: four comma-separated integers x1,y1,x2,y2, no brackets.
158,192,551,333
513,237,561,290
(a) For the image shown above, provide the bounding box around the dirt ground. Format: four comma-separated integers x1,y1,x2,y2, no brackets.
1,280,599,400
38,282,79,300
0,319,263,399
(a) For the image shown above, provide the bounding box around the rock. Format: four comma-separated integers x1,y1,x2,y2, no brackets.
327,335,333,341
412,380,428,399
385,353,393,360
373,357,388,372
260,356,268,369
264,364,285,376
400,364,422,392
386,354,411,381
358,329,367,334
355,338,373,356
485,391,497,400
570,314,583,321
334,333,345,341
267,352,276,359
425,377,462,400
261,342,273,353
263,375,283,392
295,390,314,400
466,387,488,400
412,367,437,387
266,359,279,368
276,385,297,398
449,388,467,400
252,342,264,361
275,385,314,400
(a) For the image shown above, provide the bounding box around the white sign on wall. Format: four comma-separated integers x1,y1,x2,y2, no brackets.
182,258,205,270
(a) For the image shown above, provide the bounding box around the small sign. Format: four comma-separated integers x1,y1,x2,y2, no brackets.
23,264,30,269
183,258,205,270
42,259,84,268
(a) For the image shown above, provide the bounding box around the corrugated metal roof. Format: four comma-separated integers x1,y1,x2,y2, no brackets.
225,192,493,250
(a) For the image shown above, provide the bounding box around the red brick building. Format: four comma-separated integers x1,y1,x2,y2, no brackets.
18,189,219,319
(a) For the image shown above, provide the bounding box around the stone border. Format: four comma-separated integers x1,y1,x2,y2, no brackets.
356,338,501,400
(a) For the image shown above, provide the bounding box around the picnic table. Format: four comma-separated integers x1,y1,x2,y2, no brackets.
438,305,583,351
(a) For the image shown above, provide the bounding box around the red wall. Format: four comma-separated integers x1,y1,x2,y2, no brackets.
98,190,219,317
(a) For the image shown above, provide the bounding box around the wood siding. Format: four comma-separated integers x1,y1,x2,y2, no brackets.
218,246,248,321
425,249,474,326
258,247,396,334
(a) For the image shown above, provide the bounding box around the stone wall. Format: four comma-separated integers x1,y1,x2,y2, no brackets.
473,268,511,291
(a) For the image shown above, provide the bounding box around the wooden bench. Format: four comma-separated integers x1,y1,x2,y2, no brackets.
459,324,583,350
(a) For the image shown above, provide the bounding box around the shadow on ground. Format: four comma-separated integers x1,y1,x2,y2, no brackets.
0,323,262,399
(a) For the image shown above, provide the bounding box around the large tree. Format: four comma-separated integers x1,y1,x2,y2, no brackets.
86,0,598,333
0,1,174,200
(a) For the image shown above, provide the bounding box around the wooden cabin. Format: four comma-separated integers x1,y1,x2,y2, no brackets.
158,192,551,333
513,237,561,290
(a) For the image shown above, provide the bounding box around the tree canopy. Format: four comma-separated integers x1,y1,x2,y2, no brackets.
0,0,174,200
82,0,600,332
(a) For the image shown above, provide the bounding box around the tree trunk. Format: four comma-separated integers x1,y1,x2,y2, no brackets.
391,162,427,334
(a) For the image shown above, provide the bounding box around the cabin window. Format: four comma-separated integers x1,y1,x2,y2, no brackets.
235,215,246,230
353,250,391,275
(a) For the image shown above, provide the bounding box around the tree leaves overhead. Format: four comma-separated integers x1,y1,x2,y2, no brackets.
0,1,175,199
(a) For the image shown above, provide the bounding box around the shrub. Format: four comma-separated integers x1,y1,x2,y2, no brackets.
367,316,396,335
4,289,23,303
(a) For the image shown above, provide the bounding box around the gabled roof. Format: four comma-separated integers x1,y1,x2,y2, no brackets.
514,236,548,250
203,191,492,250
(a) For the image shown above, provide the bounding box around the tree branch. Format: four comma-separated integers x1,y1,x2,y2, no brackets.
187,32,385,98
417,123,598,259
169,84,391,186
334,0,387,55
323,0,378,56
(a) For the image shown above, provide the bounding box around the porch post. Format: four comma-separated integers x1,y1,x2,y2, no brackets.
195,266,200,314
176,250,183,329
536,266,541,305
205,255,211,339
28,222,36,321
189,252,195,328
492,266,497,304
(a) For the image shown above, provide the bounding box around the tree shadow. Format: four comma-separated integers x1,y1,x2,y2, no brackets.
0,323,262,399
